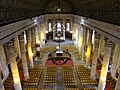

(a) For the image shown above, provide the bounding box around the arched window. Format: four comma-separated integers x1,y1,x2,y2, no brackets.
57,22,61,31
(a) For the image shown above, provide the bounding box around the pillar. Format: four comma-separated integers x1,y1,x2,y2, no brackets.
14,36,21,59
115,60,120,90
6,40,22,90
98,39,112,90
35,26,40,45
111,44,120,77
40,23,45,47
90,32,100,80
31,27,36,57
0,70,5,90
81,26,87,61
53,19,56,40
39,24,42,48
85,28,92,67
63,19,65,40
79,24,83,53
98,35,105,58
26,30,34,69
0,45,9,80
31,27,36,48
19,33,29,80
35,25,40,52
76,25,79,48
70,19,73,31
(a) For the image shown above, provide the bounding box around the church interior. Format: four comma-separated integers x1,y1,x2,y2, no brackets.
0,0,120,90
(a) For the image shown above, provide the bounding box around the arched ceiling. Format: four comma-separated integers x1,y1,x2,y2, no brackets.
0,0,120,26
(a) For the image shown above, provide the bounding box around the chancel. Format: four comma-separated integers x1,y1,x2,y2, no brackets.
0,0,120,90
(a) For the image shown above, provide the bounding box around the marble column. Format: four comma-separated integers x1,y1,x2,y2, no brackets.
6,40,22,90
77,25,80,48
0,70,5,90
85,28,92,67
63,19,65,40
111,44,120,77
53,19,56,40
35,26,40,45
90,32,100,80
31,27,36,49
14,36,21,59
70,19,73,31
115,67,120,90
79,24,83,53
0,45,9,80
35,25,40,52
81,26,87,61
98,35,105,58
39,24,42,48
26,30,34,69
19,33,29,80
98,39,112,90
31,27,36,57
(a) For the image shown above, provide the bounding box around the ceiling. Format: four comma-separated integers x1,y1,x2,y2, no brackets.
0,0,120,26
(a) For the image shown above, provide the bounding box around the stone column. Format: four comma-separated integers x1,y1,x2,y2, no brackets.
6,40,22,90
46,19,48,31
98,39,112,90
115,70,120,90
81,26,87,61
85,28,92,67
35,26,40,45
14,36,21,59
63,19,65,40
111,44,120,77
31,27,36,49
31,27,36,57
19,33,29,80
90,32,100,80
26,30,34,69
53,19,56,40
70,19,73,31
35,25,40,52
77,25,80,48
79,24,83,53
39,24,42,48
0,70,5,90
98,35,105,58
0,45,9,80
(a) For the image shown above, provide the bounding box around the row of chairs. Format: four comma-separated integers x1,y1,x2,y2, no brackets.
106,73,116,89
74,52,82,60
62,66,76,86
76,65,97,87
43,66,57,86
64,88,96,90
23,66,43,88
41,46,56,53
24,88,38,90
3,74,14,90
61,45,78,52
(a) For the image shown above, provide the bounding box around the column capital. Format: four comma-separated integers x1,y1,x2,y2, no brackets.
95,32,101,39
104,38,114,47
18,32,24,39
86,27,93,32
5,39,15,50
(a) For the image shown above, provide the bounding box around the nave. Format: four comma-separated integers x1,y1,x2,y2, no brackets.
2,40,115,90
0,14,120,90
4,42,97,90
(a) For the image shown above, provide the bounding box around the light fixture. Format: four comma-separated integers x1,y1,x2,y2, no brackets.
45,30,48,33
